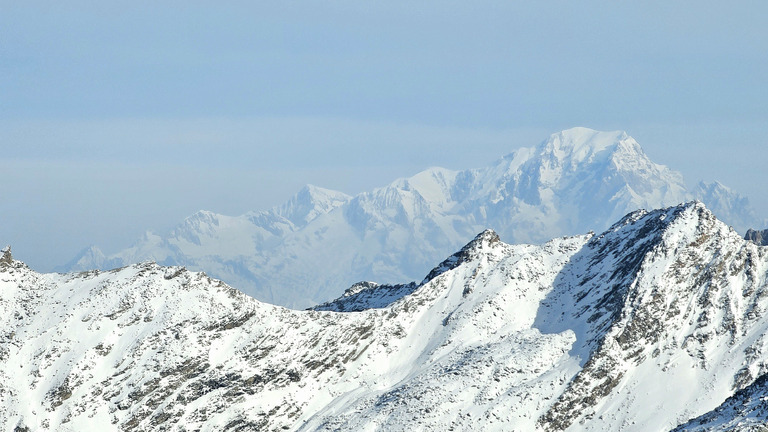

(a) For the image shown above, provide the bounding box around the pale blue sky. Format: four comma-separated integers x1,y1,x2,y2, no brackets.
2,1,768,270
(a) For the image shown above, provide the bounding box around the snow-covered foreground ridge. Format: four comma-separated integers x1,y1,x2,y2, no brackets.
4,202,768,431
63,127,764,308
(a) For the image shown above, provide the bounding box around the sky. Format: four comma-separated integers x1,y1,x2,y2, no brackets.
2,1,768,271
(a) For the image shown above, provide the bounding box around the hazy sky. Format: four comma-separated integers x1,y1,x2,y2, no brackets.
3,1,768,270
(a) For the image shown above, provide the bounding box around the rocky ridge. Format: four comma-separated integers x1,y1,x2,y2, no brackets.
745,229,768,247
4,202,768,430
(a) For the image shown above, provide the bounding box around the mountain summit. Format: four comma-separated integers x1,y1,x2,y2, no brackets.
453,127,689,243
62,128,764,307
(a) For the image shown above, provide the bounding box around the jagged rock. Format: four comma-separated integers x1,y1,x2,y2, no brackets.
745,228,768,246
0,246,12,267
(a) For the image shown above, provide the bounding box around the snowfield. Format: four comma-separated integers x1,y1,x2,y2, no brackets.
3,202,768,431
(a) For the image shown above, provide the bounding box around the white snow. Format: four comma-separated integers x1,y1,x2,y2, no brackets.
62,128,764,310
5,202,768,431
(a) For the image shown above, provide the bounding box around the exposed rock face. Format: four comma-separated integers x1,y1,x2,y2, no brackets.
0,246,12,267
311,281,419,312
745,228,768,246
4,202,768,431
61,128,764,308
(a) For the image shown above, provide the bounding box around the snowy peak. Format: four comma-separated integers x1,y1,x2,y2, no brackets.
692,181,760,234
55,245,108,273
58,128,764,308
470,128,690,243
539,201,768,431
343,178,440,234
575,201,733,338
695,180,734,196
543,127,630,163
536,128,673,186
395,167,458,211
314,229,503,312
173,210,220,241
423,229,502,282
463,227,502,250
567,129,679,194
600,200,707,239
528,127,656,184
276,184,351,227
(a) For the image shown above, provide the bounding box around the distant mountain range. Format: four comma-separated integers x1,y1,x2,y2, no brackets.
61,127,765,308
6,202,768,430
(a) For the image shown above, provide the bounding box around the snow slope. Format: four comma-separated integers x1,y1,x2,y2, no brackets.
672,372,768,431
5,202,768,431
62,128,765,308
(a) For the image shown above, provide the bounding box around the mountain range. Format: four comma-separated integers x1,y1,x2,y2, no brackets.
4,202,768,431
62,127,765,308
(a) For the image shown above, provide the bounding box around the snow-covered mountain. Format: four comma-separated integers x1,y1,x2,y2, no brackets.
692,181,760,236
5,202,768,431
62,128,765,308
